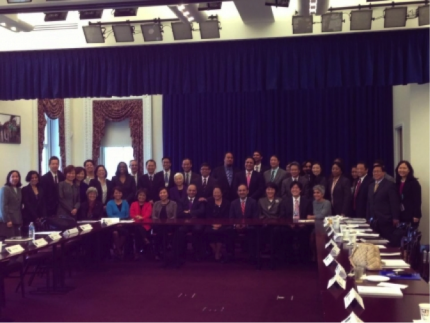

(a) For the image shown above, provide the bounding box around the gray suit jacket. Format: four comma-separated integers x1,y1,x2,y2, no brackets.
57,182,80,216
0,186,22,224
152,200,177,220
263,168,287,196
281,176,309,199
258,197,283,219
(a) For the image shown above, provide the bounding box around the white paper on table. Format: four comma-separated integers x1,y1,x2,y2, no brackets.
361,239,389,244
77,220,100,223
375,245,386,249
356,233,379,237
382,259,410,268
35,231,62,235
119,220,135,223
357,285,403,297
380,252,401,256
377,282,408,289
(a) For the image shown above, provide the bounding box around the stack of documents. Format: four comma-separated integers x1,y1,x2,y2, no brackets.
357,285,403,297
382,259,410,269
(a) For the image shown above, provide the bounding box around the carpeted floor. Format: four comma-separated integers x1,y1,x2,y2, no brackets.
3,259,323,322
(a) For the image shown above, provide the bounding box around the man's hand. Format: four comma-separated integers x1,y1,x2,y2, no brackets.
71,209,77,216
413,217,420,223
6,221,12,228
393,219,399,227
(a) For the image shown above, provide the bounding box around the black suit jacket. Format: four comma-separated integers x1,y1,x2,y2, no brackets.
182,172,200,186
280,196,313,220
137,174,159,202
78,200,104,220
154,170,175,191
326,176,351,216
352,175,373,219
40,171,65,217
212,166,240,202
367,178,400,222
21,184,46,224
229,198,258,219
88,178,114,206
254,164,270,174
398,178,422,223
192,176,218,199
177,196,206,219
232,171,265,200
206,197,230,219
111,174,136,204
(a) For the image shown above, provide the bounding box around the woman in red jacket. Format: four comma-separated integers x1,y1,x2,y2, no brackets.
130,189,153,257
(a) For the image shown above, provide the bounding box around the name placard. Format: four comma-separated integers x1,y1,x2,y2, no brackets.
33,238,48,248
63,227,79,236
79,224,93,232
344,288,365,309
325,240,336,249
335,263,348,279
330,245,341,257
102,218,119,226
49,233,62,241
328,228,334,237
327,274,346,290
341,312,363,323
323,254,335,267
5,244,25,255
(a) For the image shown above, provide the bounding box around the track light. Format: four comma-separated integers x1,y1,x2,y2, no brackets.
199,17,220,39
112,24,134,42
384,7,407,28
418,5,429,26
172,21,193,40
350,9,373,30
292,15,313,34
198,2,222,11
321,12,343,32
44,12,68,22
114,8,138,17
79,10,103,20
265,0,290,7
141,24,163,42
83,25,105,43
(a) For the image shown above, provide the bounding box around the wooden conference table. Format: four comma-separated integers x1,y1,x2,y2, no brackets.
314,220,429,322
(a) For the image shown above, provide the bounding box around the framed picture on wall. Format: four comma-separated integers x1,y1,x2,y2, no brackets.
0,113,21,144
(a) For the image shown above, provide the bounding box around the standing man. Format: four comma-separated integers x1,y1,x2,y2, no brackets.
195,163,218,201
129,159,141,188
137,159,158,203
40,156,65,217
233,157,265,201
212,152,239,201
281,162,309,198
352,162,373,218
253,151,269,174
182,158,199,186
367,165,400,244
154,157,175,190
263,155,287,197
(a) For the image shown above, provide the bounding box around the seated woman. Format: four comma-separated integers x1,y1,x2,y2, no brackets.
106,187,130,259
308,185,332,220
78,187,104,220
205,187,230,261
130,189,153,257
169,173,187,202
152,188,178,262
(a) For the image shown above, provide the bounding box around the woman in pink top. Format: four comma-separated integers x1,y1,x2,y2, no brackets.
130,189,153,257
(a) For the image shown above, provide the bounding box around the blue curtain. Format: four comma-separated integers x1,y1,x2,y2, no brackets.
163,86,394,175
0,29,427,100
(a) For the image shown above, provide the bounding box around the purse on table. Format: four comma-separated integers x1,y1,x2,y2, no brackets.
349,243,382,271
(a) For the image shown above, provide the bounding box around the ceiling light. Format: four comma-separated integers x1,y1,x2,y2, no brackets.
83,25,105,43
321,12,343,32
44,12,68,22
0,23,5,27
384,7,407,28
79,10,103,20
418,5,429,26
265,0,290,7
187,16,194,21
200,19,220,39
141,24,163,42
178,5,185,10
350,10,373,30
198,2,222,11
10,26,16,31
292,15,313,34
114,8,138,17
172,22,192,40
8,0,32,3
112,24,134,42
183,11,190,16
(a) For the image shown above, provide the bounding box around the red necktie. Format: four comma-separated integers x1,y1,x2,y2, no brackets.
241,200,245,216
246,172,251,188
353,179,361,210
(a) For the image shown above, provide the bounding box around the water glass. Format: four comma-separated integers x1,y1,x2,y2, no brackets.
354,266,365,283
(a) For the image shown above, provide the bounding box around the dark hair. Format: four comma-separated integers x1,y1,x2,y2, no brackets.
158,187,169,195
356,161,368,170
374,159,385,167
245,157,255,164
331,162,344,173
311,161,322,169
49,156,60,165
5,170,22,187
136,188,148,198
63,165,76,178
373,164,385,172
182,158,192,164
265,182,278,193
212,186,223,194
146,159,156,166
83,159,95,167
237,184,248,191
289,181,303,191
302,160,312,166
113,186,123,194
94,165,108,179
253,151,263,156
200,162,211,169
75,167,86,178
289,161,300,169
224,152,234,158
162,157,171,163
333,158,344,165
115,161,129,177
25,170,40,183
270,155,279,161
395,160,417,183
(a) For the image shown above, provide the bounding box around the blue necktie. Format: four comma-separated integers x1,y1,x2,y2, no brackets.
226,168,232,186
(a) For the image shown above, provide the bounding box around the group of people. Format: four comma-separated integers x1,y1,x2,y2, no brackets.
0,151,422,265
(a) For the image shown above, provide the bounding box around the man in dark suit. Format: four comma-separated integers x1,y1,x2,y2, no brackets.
263,155,287,197
129,159,141,188
352,162,373,218
225,184,259,263
181,158,200,186
253,151,270,174
281,161,309,198
280,181,313,262
176,184,206,263
194,163,218,201
367,165,400,244
137,159,158,203
212,152,239,202
233,157,265,201
40,156,65,217
153,157,175,191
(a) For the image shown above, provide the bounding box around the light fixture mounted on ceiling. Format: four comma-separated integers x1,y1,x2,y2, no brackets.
141,23,163,42
199,15,221,39
292,15,313,34
198,2,222,11
83,25,105,43
112,24,134,42
418,5,429,26
350,9,373,30
44,12,68,22
265,0,290,7
384,7,407,28
79,10,103,20
114,8,138,17
321,12,344,32
172,21,193,40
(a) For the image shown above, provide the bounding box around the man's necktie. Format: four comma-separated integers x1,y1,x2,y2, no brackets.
241,200,245,216
294,199,300,218
246,172,251,188
164,172,169,187
270,170,275,182
374,182,379,193
189,198,193,210
353,179,362,210
203,178,207,188
227,169,232,186
149,175,153,182
54,175,58,184
186,173,189,185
